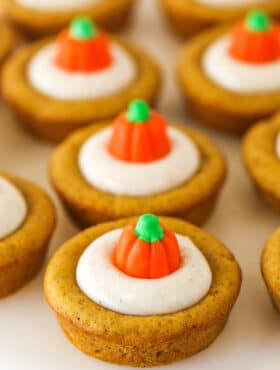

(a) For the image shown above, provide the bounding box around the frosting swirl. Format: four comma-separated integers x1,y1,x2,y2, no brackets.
28,19,137,100
79,126,200,196
196,0,269,7
0,177,27,240
28,43,136,100
203,11,280,93
76,228,212,315
16,0,100,11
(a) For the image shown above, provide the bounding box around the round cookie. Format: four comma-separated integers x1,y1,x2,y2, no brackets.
159,0,280,37
44,215,241,367
0,172,56,298
1,19,160,141
0,0,135,38
177,11,280,134
262,227,280,312
0,19,18,64
49,101,226,227
242,113,280,212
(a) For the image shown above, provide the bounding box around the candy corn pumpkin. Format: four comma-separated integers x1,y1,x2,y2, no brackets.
229,10,280,63
114,214,181,279
108,100,171,163
56,17,112,72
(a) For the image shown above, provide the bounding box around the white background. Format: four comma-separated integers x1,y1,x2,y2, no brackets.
0,0,280,369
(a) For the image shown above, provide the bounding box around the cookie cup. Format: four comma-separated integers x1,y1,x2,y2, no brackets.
177,24,280,134
50,122,226,227
159,0,280,38
0,173,56,298
262,227,280,312
0,20,18,64
0,0,135,38
44,216,241,367
242,115,280,212
2,37,160,142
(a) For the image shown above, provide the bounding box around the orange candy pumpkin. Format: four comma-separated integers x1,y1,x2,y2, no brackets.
108,100,171,163
229,11,280,63
56,17,112,72
114,214,181,279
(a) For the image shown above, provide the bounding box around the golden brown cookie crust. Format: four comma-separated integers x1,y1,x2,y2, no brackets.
0,172,56,298
2,37,161,142
242,115,280,212
177,24,280,134
0,0,135,38
49,122,227,226
262,227,280,312
160,0,280,37
0,20,18,63
44,216,241,367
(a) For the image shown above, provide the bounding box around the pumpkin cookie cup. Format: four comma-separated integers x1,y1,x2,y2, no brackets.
49,102,226,227
0,19,18,64
177,13,280,134
262,227,280,312
0,0,135,38
0,172,56,298
1,20,160,142
242,114,280,212
44,215,241,367
159,0,280,38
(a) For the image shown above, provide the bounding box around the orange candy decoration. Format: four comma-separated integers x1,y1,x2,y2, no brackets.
229,23,280,63
108,100,171,163
56,17,112,72
229,11,280,63
114,214,181,279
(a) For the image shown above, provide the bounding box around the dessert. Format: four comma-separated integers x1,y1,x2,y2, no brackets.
50,99,227,226
0,0,135,38
178,10,280,134
243,113,280,212
0,172,56,298
0,19,18,65
1,18,160,141
44,214,241,366
160,0,280,37
262,227,280,312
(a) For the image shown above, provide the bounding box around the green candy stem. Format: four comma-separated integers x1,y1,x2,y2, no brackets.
135,214,164,243
245,10,271,32
70,17,98,40
127,99,151,123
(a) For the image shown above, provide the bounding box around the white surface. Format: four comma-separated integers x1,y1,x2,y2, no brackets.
28,44,136,100
0,1,279,369
76,229,212,315
16,0,100,11
0,177,27,239
203,35,280,93
79,126,200,196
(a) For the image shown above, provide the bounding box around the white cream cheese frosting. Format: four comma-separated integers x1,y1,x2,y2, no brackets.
28,43,137,100
76,228,212,316
0,177,27,240
196,0,269,7
203,35,280,93
78,126,201,196
16,0,100,11
275,133,280,159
